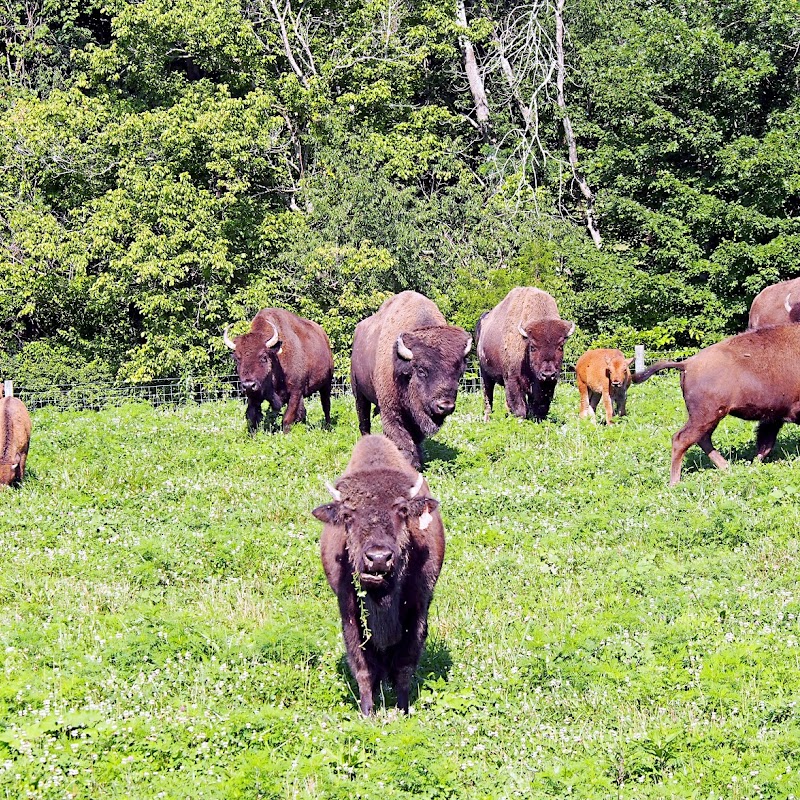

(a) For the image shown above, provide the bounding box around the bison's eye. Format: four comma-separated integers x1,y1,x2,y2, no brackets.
416,366,428,379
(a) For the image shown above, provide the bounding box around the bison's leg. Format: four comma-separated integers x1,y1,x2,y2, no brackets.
245,397,263,434
670,418,726,486
480,368,495,422
755,420,783,461
601,389,614,425
281,392,305,432
577,377,594,420
528,380,557,422
336,592,378,715
505,378,528,419
382,418,422,469
615,389,628,417
354,391,372,435
391,614,429,714
319,382,332,429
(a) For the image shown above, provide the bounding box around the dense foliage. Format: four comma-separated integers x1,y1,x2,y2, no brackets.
1,0,799,379
2,384,800,796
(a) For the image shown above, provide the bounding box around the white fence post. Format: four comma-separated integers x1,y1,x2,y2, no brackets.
634,345,645,374
3,380,12,398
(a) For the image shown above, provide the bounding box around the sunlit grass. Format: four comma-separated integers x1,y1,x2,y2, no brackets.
1,377,799,798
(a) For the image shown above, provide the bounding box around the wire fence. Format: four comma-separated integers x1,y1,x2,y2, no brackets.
3,352,690,413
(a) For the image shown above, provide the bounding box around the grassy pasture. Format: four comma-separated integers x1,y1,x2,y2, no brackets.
1,377,800,799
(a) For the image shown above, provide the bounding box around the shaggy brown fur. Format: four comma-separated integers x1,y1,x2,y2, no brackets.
748,277,800,329
476,287,575,422
576,348,633,425
0,397,32,487
312,435,445,716
350,291,471,468
633,325,800,485
225,308,333,433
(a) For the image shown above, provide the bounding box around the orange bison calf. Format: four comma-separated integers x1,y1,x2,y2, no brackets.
312,435,444,716
633,325,800,485
576,349,633,424
0,396,32,486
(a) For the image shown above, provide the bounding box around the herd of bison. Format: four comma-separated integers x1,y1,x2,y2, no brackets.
2,277,800,715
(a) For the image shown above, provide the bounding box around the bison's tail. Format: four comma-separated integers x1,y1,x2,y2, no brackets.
632,360,687,384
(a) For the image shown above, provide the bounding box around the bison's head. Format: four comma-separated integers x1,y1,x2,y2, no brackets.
0,462,19,486
224,320,282,401
313,473,439,593
606,354,633,389
392,326,472,436
518,319,575,382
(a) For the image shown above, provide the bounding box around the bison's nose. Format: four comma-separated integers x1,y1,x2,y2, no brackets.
539,369,558,381
242,380,259,392
435,398,455,416
364,546,394,574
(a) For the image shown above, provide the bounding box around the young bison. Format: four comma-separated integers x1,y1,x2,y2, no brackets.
0,396,32,487
312,435,444,716
576,348,633,425
633,324,800,485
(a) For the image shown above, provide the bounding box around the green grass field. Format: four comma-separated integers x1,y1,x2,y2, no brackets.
2,378,800,799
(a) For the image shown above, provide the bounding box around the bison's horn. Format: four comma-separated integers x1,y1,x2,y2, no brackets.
408,473,425,498
396,335,414,361
265,321,279,348
517,323,528,339
325,481,342,502
223,325,236,350
565,322,576,338
786,293,793,313
463,335,473,357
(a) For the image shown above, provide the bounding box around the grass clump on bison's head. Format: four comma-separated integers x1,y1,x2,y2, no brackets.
1,379,800,798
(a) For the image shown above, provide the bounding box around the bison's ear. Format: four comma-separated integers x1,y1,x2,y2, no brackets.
396,497,440,528
626,357,635,367
312,503,343,525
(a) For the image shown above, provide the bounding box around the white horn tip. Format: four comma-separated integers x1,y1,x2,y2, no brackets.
324,480,342,502
409,473,425,498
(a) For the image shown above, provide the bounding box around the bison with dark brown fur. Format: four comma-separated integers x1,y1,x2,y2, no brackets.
748,277,800,329
633,325,800,485
476,287,575,422
0,397,32,487
576,348,633,424
351,291,472,469
223,308,333,433
312,435,445,716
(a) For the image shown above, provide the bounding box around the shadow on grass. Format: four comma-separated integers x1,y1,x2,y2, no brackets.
681,424,800,477
334,636,453,714
423,439,461,467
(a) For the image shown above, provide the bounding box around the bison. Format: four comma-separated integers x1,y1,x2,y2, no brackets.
476,287,575,422
351,291,472,469
0,396,32,487
312,435,445,716
633,324,800,485
223,308,333,433
576,348,633,425
748,277,800,329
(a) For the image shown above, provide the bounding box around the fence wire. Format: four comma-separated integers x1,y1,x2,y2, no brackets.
5,353,688,413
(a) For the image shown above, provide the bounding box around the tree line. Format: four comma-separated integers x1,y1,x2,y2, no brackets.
1,0,798,388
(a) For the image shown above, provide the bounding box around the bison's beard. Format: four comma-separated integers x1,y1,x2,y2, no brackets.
362,586,403,651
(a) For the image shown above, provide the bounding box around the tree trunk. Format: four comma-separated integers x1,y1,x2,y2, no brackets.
456,0,491,136
554,0,601,248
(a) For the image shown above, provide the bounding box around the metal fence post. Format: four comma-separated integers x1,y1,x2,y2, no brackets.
634,345,645,374
3,380,12,398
